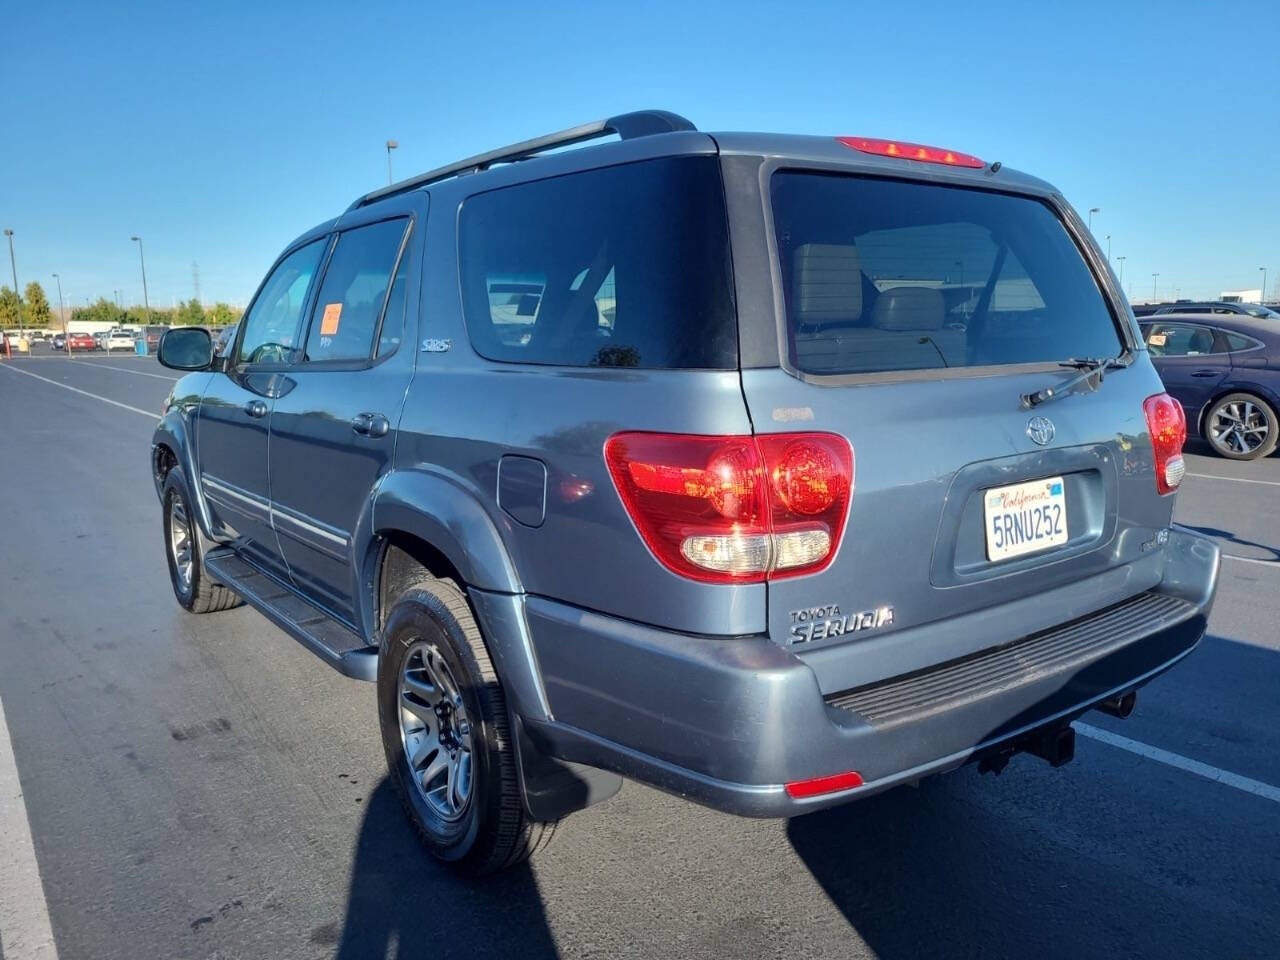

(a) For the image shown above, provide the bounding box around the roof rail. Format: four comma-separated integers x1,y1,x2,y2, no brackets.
347,110,696,211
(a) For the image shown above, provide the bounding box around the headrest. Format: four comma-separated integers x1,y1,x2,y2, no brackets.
793,243,862,326
870,286,945,331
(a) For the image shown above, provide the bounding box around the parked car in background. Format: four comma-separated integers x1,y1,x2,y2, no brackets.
105,329,136,351
1,330,9,355
152,111,1218,875
68,332,97,352
1154,301,1280,321
1141,314,1279,459
144,325,168,351
52,332,67,350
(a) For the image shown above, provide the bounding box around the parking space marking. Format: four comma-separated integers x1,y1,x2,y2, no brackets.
1076,723,1280,805
67,361,177,381
0,693,60,959
1186,472,1280,488
1222,554,1279,568
0,363,156,419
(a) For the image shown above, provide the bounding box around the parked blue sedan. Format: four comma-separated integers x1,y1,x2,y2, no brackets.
1141,314,1279,459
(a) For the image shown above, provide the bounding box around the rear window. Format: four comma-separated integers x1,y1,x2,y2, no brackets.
771,173,1122,375
458,156,736,369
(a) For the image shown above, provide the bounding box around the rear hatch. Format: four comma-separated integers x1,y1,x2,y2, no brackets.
743,165,1172,681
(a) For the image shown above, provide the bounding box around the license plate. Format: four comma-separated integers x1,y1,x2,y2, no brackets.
984,476,1068,562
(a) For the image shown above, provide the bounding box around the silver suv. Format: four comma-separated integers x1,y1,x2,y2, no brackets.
152,111,1220,874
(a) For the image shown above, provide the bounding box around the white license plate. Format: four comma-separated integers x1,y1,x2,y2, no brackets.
984,476,1068,562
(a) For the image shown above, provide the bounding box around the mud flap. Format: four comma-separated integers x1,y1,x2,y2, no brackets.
513,715,622,822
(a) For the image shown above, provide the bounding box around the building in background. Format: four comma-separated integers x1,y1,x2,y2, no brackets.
1220,288,1263,303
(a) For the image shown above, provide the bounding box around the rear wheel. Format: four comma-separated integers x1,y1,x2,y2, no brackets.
1205,392,1278,460
161,469,242,613
377,576,555,875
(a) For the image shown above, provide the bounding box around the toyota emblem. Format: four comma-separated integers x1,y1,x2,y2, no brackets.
1027,416,1056,446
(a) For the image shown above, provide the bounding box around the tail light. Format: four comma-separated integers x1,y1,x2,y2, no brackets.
604,432,854,583
1143,393,1187,495
836,136,984,169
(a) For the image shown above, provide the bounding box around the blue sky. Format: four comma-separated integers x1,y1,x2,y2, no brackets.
3,0,1277,309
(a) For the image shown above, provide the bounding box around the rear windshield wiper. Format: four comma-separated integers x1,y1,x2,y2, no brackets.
1021,354,1133,408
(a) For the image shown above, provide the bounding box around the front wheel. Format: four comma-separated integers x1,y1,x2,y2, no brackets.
378,577,555,875
161,469,242,613
1205,392,1279,460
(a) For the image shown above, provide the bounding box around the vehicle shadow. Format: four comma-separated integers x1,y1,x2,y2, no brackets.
329,779,559,960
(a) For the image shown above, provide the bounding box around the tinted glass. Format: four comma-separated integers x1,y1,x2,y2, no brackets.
305,218,408,362
238,239,326,365
459,156,736,369
1225,332,1262,351
1144,322,1217,356
377,251,409,357
771,173,1121,375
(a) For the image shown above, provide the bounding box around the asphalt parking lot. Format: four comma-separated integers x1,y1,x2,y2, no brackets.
0,350,1277,960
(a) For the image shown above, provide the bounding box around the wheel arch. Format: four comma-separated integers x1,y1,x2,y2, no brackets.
1196,382,1280,437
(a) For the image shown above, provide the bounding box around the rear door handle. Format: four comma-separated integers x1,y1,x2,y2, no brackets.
1191,370,1221,378
244,400,268,418
351,412,390,438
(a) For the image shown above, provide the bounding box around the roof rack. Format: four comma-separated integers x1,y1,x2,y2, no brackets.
348,110,696,211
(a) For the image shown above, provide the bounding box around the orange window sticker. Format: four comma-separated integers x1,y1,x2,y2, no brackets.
321,302,343,336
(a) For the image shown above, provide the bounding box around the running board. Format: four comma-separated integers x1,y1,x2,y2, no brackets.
203,549,378,681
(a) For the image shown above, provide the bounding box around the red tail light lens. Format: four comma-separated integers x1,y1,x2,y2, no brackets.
837,136,984,169
1143,393,1187,495
604,432,854,583
784,770,864,799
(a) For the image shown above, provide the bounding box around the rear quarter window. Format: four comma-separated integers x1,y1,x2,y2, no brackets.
770,172,1122,375
458,156,737,369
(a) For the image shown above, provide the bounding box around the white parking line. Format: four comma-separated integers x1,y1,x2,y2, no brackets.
1076,722,1280,805
69,361,177,381
0,693,60,959
0,363,156,419
1222,554,1279,568
1186,472,1280,488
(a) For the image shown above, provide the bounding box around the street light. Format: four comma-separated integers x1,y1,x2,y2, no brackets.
1261,267,1268,304
4,228,21,336
1152,272,1160,300
386,139,399,185
1088,207,1100,231
1116,255,1126,285
52,273,68,355
1105,234,1111,260
130,236,151,323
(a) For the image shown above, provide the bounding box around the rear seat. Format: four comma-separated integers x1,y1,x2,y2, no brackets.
790,242,964,372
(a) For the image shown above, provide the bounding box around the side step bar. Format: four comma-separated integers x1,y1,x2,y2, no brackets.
204,549,378,681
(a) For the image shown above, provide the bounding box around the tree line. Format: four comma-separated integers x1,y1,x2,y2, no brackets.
0,282,242,329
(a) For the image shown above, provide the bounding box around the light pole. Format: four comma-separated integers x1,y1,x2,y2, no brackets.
1105,235,1111,260
1152,272,1160,300
1116,256,1126,285
130,236,151,323
1261,267,1268,304
4,228,21,336
386,139,399,185
52,273,68,355
1088,207,1100,231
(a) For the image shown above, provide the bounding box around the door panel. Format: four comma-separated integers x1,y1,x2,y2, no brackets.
1143,322,1229,427
267,204,422,624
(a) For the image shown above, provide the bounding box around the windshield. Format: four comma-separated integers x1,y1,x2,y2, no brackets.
771,173,1123,375
1245,305,1278,318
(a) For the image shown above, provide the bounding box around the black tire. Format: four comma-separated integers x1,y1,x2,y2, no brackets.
378,576,554,875
1204,392,1279,461
161,469,242,614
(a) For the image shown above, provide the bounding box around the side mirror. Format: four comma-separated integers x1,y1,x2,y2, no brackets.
157,327,213,371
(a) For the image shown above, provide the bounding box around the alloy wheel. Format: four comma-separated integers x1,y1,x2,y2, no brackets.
168,494,193,591
1209,399,1271,456
398,640,473,822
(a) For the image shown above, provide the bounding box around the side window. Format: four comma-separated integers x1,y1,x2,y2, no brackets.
238,239,327,365
304,218,409,363
1225,332,1261,352
1145,323,1216,357
458,156,737,369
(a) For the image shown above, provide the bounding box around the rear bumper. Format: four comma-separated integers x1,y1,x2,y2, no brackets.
523,528,1220,817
